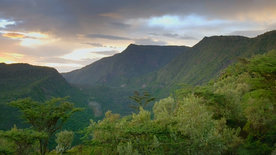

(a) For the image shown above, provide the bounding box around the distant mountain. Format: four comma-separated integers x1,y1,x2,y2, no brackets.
132,30,276,95
0,63,75,101
63,44,190,87
61,30,276,115
63,31,276,114
0,63,93,130
64,31,276,93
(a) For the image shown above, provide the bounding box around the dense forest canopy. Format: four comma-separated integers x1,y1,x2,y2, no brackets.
79,50,276,155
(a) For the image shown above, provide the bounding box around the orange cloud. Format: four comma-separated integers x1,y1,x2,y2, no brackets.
1,31,57,48
0,52,24,64
2,32,25,39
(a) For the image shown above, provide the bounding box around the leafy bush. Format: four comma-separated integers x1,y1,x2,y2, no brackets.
55,130,74,154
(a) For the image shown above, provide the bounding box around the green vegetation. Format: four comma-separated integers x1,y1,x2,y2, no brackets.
0,31,275,154
0,98,80,155
11,98,81,154
63,30,276,116
142,30,276,97
129,91,155,111
174,50,276,154
0,126,47,155
0,63,94,149
55,130,74,154
78,50,275,154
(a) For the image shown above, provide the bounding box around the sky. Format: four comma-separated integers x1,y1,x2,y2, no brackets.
0,0,275,72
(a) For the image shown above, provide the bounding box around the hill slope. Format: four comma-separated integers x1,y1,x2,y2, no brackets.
63,44,189,87
135,30,276,94
0,63,93,130
62,30,276,115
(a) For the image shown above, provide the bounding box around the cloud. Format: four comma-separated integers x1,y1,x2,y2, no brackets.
0,19,15,28
1,0,274,38
163,33,179,38
86,34,131,40
2,32,25,39
44,63,84,73
0,52,24,64
61,47,119,61
179,36,197,40
149,33,197,40
229,30,269,37
1,31,49,39
0,31,55,47
163,33,197,40
93,50,119,56
145,14,231,30
99,12,122,19
134,38,167,45
83,42,104,47
85,33,168,45
0,0,275,72
40,57,99,67
110,22,131,29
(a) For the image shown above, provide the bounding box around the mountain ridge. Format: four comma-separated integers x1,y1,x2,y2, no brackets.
135,30,276,92
63,30,276,99
63,44,190,87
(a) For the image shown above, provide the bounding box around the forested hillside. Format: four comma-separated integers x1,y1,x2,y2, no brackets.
135,30,276,95
0,63,93,131
79,50,276,155
63,31,276,115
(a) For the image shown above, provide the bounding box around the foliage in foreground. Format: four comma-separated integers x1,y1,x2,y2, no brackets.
0,98,80,155
55,130,74,154
0,126,47,155
82,50,276,154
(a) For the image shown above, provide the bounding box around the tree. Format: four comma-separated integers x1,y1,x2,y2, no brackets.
0,126,46,155
129,91,155,112
55,130,74,154
9,97,81,155
0,135,15,155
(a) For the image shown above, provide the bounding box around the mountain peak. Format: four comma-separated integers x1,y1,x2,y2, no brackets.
126,44,163,49
128,43,138,47
124,44,139,50
63,44,189,87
